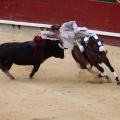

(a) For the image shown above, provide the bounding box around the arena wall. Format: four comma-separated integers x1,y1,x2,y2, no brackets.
0,0,120,46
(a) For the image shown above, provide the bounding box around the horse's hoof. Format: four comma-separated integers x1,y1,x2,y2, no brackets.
86,63,91,70
105,75,110,80
98,73,102,77
105,49,108,54
117,81,120,86
98,73,104,78
98,74,110,80
11,76,15,80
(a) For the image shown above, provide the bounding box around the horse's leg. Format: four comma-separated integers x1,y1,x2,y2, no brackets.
93,63,110,80
103,58,120,85
88,68,99,78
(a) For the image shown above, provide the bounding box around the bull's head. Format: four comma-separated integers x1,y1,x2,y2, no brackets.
44,39,68,60
55,41,67,59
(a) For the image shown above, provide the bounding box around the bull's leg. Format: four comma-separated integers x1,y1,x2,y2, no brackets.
93,63,110,80
103,58,120,85
29,63,40,79
4,70,15,80
0,61,14,80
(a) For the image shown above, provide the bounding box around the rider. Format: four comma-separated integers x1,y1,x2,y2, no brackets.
39,21,106,68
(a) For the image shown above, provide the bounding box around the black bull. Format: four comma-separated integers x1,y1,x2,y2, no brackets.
0,39,65,79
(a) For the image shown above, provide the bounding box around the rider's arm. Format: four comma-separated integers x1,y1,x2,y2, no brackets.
41,31,55,36
40,31,57,38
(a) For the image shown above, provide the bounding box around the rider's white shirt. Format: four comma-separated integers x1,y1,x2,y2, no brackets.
59,32,75,50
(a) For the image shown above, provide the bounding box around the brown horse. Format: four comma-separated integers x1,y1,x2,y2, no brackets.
72,36,120,85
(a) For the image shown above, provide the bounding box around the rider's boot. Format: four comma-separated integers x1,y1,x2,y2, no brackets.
82,51,91,69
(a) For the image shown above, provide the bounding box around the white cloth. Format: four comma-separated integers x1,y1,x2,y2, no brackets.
98,41,102,46
60,21,88,33
41,31,55,36
99,46,105,52
84,36,89,43
59,33,74,50
91,34,98,39
79,45,85,52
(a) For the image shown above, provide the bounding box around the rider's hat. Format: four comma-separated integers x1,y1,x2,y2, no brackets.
50,24,61,32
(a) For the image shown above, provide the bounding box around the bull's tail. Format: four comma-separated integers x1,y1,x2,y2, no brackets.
0,59,2,68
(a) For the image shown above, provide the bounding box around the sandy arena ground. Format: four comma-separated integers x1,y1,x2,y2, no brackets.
0,33,120,120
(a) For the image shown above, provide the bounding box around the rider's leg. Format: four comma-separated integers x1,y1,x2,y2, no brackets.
73,31,91,68
79,46,91,69
75,40,91,69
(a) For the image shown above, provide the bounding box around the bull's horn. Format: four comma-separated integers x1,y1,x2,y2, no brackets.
58,43,64,49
